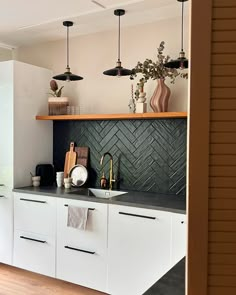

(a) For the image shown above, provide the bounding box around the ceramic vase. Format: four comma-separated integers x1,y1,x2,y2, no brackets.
150,79,171,112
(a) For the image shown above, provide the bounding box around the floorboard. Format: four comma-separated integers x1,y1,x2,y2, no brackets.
0,264,107,295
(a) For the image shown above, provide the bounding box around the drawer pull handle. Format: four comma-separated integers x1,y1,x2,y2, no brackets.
0,195,5,198
20,198,47,204
64,246,95,255
0,184,5,186
20,236,46,244
181,221,185,224
64,204,95,210
119,211,156,220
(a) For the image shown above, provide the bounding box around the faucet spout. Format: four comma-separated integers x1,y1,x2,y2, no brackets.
100,152,115,190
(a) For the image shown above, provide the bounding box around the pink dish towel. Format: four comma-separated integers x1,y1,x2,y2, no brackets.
67,206,88,230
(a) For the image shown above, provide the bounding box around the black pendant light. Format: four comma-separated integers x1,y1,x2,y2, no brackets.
103,9,132,77
164,0,188,69
53,21,83,81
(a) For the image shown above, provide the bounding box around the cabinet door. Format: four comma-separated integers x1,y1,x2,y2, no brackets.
56,198,108,293
108,205,172,295
0,61,13,188
0,188,13,264
14,193,56,236
13,230,55,277
171,213,187,266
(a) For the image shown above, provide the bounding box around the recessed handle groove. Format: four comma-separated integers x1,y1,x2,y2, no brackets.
20,198,47,204
20,236,46,243
64,245,95,255
119,211,156,220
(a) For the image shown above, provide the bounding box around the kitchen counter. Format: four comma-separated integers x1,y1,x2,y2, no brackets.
13,186,186,214
144,258,185,295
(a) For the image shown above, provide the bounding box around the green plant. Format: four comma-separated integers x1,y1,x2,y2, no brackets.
48,80,64,97
130,41,188,84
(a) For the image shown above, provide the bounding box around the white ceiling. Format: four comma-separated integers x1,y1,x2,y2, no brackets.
0,0,189,48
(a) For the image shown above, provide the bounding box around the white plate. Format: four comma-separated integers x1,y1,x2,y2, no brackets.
69,164,88,187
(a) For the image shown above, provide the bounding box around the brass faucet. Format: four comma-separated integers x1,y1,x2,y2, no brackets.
100,152,115,190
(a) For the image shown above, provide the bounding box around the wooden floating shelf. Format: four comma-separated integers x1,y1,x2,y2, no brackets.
36,112,187,121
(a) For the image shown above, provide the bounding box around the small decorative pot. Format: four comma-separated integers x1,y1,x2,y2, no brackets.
150,79,171,112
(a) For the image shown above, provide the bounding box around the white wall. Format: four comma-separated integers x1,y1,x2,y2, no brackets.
15,17,189,114
0,48,13,62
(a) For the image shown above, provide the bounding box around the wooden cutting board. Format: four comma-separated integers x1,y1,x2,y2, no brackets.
75,146,89,168
64,142,77,177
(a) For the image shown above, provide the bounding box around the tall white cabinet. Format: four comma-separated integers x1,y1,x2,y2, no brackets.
0,60,53,265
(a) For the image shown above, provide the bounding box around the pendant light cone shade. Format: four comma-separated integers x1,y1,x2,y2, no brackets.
103,9,132,77
164,0,189,69
53,21,83,81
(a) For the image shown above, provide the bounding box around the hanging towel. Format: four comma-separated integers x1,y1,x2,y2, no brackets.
67,206,88,230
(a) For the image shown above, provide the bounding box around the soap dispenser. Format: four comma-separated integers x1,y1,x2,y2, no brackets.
100,172,107,189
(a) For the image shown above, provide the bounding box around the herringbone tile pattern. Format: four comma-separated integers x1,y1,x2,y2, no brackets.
54,119,187,195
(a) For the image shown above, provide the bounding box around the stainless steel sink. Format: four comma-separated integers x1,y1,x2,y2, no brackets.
88,188,127,199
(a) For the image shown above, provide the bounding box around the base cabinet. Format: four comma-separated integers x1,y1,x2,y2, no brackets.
0,188,13,264
12,192,186,294
13,193,56,277
171,213,187,266
107,205,172,295
56,198,108,293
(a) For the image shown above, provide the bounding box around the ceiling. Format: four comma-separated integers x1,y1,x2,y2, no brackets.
0,0,189,49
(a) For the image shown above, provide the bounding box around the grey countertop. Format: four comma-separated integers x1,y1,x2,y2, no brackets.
144,258,185,295
13,186,186,214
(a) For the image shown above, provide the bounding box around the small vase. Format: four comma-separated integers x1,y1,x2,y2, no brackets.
150,79,171,112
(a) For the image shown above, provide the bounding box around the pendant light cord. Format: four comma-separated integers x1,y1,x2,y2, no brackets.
181,1,184,52
67,25,69,68
118,14,120,62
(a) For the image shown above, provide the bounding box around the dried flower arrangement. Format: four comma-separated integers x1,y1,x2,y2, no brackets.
48,80,64,97
130,41,188,84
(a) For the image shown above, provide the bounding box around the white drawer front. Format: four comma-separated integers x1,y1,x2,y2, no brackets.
13,230,55,277
56,198,108,292
14,193,56,236
57,244,107,292
108,205,172,295
57,198,108,253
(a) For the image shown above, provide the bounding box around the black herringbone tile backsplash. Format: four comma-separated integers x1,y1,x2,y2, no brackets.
53,119,187,196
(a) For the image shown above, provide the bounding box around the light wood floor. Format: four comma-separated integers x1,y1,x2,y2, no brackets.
0,264,107,295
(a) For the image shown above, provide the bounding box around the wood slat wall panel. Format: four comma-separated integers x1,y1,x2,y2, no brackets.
213,19,236,31
211,99,236,110
210,177,236,187
209,166,236,176
210,188,236,198
211,110,236,120
214,0,236,7
209,199,236,209
209,275,236,287
212,77,236,87
212,42,236,53
212,54,236,65
213,31,236,42
209,286,236,295
210,144,236,154
209,210,236,221
211,88,236,98
210,155,236,165
209,264,236,275
211,122,236,132
213,8,236,19
209,253,236,265
210,133,236,143
209,242,236,253
212,65,236,76
209,222,236,232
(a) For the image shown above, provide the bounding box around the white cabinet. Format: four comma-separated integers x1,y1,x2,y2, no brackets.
0,188,13,264
56,198,108,293
0,61,53,265
13,193,56,277
171,213,187,266
107,205,172,295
